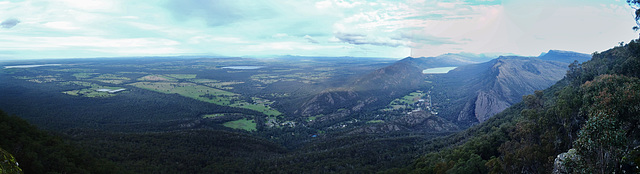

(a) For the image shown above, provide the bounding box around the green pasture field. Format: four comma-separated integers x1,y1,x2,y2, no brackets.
202,81,244,89
387,90,425,110
189,79,244,89
129,82,282,116
72,73,99,79
95,74,130,80
230,102,282,116
223,118,257,131
61,81,125,98
306,114,323,122
92,73,131,84
189,79,220,83
202,114,225,118
165,74,197,79
137,75,176,81
251,71,332,84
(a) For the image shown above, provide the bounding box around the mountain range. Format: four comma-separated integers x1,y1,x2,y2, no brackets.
0,47,604,173
297,50,590,128
408,39,640,174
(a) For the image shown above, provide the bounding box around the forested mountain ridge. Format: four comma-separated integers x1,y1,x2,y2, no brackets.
297,49,591,130
446,56,569,124
0,110,122,173
399,39,640,173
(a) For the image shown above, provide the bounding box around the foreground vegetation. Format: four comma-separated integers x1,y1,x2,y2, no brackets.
400,40,640,173
0,110,122,173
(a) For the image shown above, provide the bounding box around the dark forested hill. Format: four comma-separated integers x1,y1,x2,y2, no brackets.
402,40,640,174
0,110,121,173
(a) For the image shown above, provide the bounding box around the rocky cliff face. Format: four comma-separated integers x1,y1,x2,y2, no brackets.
454,57,569,123
470,90,511,122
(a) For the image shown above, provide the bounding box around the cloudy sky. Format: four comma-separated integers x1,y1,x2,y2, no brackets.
0,0,637,60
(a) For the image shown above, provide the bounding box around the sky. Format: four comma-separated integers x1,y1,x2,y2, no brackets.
0,0,638,60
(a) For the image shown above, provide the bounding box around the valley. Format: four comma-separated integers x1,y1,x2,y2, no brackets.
0,57,395,132
0,49,614,173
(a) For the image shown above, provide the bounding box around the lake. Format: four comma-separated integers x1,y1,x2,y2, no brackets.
222,66,264,70
96,88,126,93
422,67,457,74
4,64,62,69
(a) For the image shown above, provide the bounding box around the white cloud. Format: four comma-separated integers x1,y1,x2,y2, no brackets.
56,0,120,12
1,36,179,49
243,41,337,52
43,21,79,30
437,2,463,8
188,35,249,44
334,0,364,8
0,0,636,59
272,33,289,38
304,35,320,44
315,0,332,9
409,0,638,57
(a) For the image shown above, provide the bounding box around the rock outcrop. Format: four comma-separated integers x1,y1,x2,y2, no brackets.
446,56,570,124
0,147,22,174
552,149,580,174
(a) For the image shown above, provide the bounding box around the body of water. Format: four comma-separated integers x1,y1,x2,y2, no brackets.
96,88,126,93
4,64,63,69
422,67,457,74
222,66,264,70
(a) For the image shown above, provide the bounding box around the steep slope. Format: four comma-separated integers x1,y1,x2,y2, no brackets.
448,56,568,123
428,53,581,126
406,40,640,174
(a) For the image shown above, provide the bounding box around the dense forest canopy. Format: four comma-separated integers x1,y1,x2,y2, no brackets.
403,39,640,173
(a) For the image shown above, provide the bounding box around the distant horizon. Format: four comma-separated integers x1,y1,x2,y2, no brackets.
0,48,590,63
